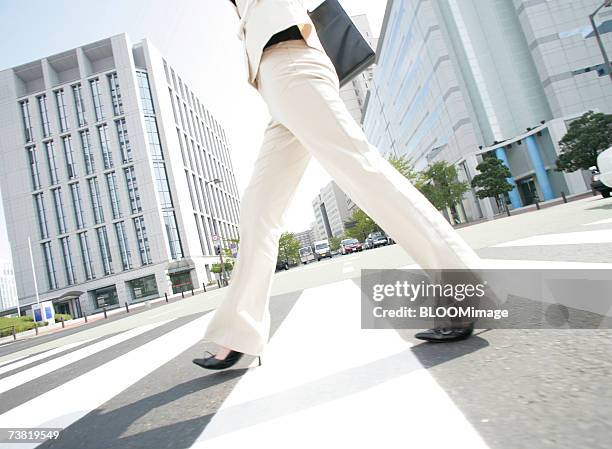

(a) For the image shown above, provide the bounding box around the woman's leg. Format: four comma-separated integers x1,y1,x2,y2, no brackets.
257,42,481,320
203,118,311,356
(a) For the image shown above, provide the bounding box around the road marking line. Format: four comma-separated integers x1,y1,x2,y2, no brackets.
0,320,172,395
192,280,489,449
492,229,612,247
583,218,612,226
0,314,211,446
0,337,97,376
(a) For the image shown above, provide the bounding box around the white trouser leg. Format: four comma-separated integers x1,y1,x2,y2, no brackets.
258,41,481,273
203,118,311,355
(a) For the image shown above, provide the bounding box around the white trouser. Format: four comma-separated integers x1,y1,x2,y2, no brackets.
203,39,481,355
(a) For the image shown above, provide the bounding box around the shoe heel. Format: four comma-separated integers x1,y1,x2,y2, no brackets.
257,356,262,367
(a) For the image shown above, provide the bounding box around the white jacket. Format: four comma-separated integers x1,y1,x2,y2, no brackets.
232,0,326,88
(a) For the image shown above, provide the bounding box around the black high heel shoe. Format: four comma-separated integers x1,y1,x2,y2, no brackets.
192,350,262,370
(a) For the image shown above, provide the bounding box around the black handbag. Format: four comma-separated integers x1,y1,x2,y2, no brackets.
307,0,376,87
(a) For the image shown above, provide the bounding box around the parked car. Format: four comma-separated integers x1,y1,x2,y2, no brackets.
275,260,289,271
595,146,612,197
366,232,388,248
299,246,315,264
340,238,363,254
313,239,332,261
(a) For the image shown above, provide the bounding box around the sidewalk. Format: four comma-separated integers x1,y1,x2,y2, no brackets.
0,283,224,345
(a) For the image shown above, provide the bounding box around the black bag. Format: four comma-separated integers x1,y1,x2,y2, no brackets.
308,0,376,87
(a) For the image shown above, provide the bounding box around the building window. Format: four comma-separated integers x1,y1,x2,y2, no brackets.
87,177,104,224
78,231,95,280
124,166,142,214
62,135,77,179
54,89,69,133
105,171,121,219
72,83,87,127
34,193,49,239
136,71,155,115
42,242,58,290
153,162,173,209
107,72,123,116
79,129,95,175
115,118,132,163
52,187,67,234
133,216,152,265
20,99,34,143
60,236,76,285
97,124,113,169
70,182,85,229
128,274,159,301
89,78,104,121
37,95,51,138
27,146,41,190
45,141,60,185
91,285,118,309
96,226,113,275
144,116,163,160
114,221,132,271
163,210,183,260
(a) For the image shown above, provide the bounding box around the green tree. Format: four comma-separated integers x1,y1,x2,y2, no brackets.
556,111,612,172
471,157,514,212
344,208,379,242
329,236,342,251
420,161,469,211
277,232,300,264
387,154,426,189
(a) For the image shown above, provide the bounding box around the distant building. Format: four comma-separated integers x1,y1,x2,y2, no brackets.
0,34,240,317
311,181,351,240
0,260,19,312
364,0,609,220
294,229,314,248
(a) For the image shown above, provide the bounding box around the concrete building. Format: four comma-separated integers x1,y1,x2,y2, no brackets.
0,260,19,312
311,181,351,240
293,228,314,249
340,14,378,124
364,0,611,220
0,34,240,317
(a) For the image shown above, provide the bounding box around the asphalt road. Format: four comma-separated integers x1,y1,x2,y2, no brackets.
0,196,610,449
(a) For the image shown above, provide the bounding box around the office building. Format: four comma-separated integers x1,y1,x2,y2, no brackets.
340,14,378,124
0,260,19,313
311,181,351,240
0,34,240,316
364,0,611,219
294,228,314,249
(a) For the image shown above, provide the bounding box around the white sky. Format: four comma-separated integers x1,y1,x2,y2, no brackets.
0,0,388,261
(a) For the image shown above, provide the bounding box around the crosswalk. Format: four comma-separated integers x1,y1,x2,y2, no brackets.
0,212,611,449
0,276,495,449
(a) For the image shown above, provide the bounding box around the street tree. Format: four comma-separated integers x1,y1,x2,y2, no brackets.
344,208,379,242
277,232,301,264
329,236,342,251
556,111,612,172
471,156,514,212
420,161,469,212
387,154,426,190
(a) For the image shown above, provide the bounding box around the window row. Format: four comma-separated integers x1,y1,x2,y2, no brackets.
18,72,123,144
32,168,142,239
25,119,132,189
40,216,153,291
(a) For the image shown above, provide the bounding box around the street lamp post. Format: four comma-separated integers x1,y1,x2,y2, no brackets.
589,0,612,81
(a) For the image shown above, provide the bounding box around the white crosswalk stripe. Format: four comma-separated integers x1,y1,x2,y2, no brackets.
0,320,171,395
0,314,211,449
0,337,97,376
493,229,612,247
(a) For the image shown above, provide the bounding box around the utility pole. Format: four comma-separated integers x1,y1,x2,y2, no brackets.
589,0,612,81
